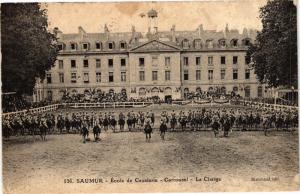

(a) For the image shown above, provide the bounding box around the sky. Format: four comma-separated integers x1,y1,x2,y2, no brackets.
43,0,270,34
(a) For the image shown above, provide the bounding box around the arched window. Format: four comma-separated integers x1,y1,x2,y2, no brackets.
208,87,214,92
109,89,114,94
182,39,190,49
96,89,102,93
218,39,226,48
206,39,214,48
84,89,90,94
233,86,238,93
221,86,226,94
230,39,238,47
165,87,172,95
121,88,127,94
242,38,251,46
196,87,202,93
72,89,77,94
245,86,251,98
257,86,263,98
139,88,146,96
194,39,202,49
151,87,159,95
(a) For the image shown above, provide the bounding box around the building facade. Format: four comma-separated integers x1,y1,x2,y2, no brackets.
34,9,265,102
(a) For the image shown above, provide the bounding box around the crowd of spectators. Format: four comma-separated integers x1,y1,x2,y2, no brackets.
2,94,54,113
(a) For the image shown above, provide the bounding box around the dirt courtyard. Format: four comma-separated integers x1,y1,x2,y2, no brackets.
3,129,299,193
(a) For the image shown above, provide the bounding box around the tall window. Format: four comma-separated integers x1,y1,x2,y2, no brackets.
57,44,63,51
196,70,201,80
71,60,76,68
245,86,251,97
46,73,52,84
221,69,226,80
59,73,64,83
96,59,101,68
96,72,101,83
71,73,77,83
121,72,126,82
183,57,189,66
108,59,113,68
139,58,145,66
58,60,63,69
83,73,89,83
165,71,171,81
165,57,170,66
152,71,158,81
208,56,213,65
139,71,145,81
184,70,189,80
245,69,250,79
220,56,226,65
208,70,213,80
257,86,263,97
83,59,89,68
233,56,238,65
109,72,114,82
196,57,201,66
121,58,126,67
233,69,238,80
245,56,250,65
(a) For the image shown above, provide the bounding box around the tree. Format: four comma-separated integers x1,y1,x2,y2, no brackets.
1,3,58,95
246,0,297,88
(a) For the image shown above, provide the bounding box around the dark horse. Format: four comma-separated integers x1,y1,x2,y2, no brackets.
93,124,101,142
144,122,153,142
81,125,89,143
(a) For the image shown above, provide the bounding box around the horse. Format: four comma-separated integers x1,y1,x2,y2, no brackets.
144,122,153,142
93,125,101,142
159,122,167,140
81,125,89,143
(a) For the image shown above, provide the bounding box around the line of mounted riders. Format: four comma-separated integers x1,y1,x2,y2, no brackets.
2,107,298,142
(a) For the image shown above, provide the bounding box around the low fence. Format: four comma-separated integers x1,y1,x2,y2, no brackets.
2,99,298,118
231,100,298,111
2,104,60,117
61,101,154,109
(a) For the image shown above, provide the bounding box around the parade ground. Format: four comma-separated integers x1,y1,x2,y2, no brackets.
3,107,299,193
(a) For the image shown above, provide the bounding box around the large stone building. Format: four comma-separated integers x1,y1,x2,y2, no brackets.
34,9,265,102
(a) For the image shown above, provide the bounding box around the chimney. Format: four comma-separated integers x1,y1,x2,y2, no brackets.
104,24,110,40
78,26,87,39
198,24,203,38
171,25,176,42
224,23,229,38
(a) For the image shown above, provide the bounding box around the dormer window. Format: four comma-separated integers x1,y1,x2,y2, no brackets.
206,39,214,48
57,44,63,51
120,42,126,49
108,42,115,49
194,39,202,49
95,42,101,50
231,39,238,47
242,38,251,46
70,43,77,50
219,39,226,48
82,43,89,50
182,39,189,49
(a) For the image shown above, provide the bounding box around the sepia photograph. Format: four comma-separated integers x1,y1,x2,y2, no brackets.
1,0,299,193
